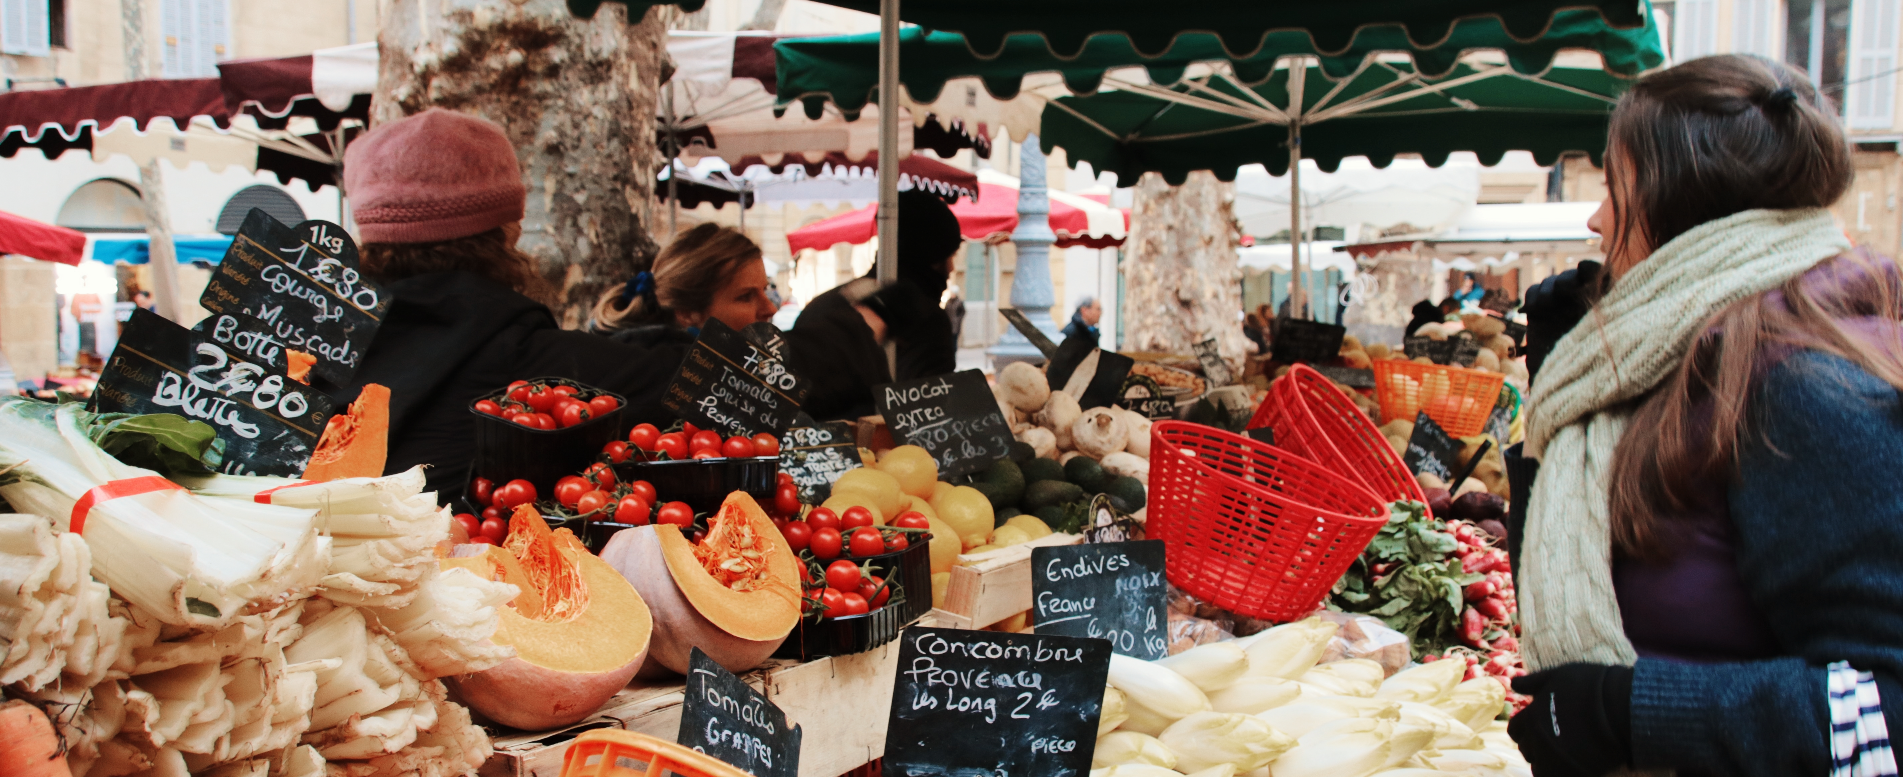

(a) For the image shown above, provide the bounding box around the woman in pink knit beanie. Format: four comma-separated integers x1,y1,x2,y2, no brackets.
331,108,684,498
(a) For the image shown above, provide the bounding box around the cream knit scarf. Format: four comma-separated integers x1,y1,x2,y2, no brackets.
1519,208,1850,671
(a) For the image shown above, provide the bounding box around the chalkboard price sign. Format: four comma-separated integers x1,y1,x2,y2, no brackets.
1192,338,1233,388
778,421,862,503
1117,374,1175,420
664,319,810,438
1049,345,1135,410
1403,335,1481,367
1501,319,1527,349
1309,364,1375,389
884,627,1110,777
873,369,1013,478
1031,540,1168,660
196,209,387,386
680,648,801,777
94,308,335,477
1271,318,1347,364
1403,411,1462,482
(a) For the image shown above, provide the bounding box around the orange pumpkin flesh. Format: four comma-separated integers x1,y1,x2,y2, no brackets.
302,383,389,481
444,507,651,729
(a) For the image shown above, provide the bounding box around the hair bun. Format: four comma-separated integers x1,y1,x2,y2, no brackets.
1764,86,1799,111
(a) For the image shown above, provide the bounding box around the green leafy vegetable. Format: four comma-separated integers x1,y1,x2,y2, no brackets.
79,408,226,477
1329,500,1484,658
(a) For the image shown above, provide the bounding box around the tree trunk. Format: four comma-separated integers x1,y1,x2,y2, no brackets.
375,0,671,327
1123,171,1247,374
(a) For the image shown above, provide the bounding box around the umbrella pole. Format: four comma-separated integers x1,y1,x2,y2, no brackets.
1286,57,1307,322
666,87,679,240
875,0,899,288
119,0,183,323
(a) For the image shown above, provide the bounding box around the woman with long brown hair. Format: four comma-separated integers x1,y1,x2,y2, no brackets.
588,222,777,343
1510,55,1903,776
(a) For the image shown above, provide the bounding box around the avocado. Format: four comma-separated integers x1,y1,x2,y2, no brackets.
1007,441,1036,463
975,459,1025,509
994,506,1023,527
1034,504,1067,528
1103,476,1147,513
1024,479,1086,512
1063,456,1108,493
1020,457,1065,485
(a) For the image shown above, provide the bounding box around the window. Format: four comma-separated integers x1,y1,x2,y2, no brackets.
1671,0,1720,60
57,179,146,233
0,0,51,57
1788,0,1855,114
162,0,229,78
1848,0,1900,128
48,0,62,48
1735,0,1783,57
215,186,306,235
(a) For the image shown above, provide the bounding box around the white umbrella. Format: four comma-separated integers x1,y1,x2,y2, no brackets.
1233,157,1481,239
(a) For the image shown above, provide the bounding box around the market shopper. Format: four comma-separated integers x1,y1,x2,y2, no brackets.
334,108,679,496
1510,55,1903,777
1062,296,1102,346
587,222,778,348
784,189,964,420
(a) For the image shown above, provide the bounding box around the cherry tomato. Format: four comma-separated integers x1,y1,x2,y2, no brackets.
614,496,651,525
481,505,503,523
501,406,523,420
819,587,846,618
603,441,632,463
480,517,507,543
806,507,840,532
752,433,781,457
723,435,756,459
551,385,581,397
511,414,539,428
468,535,497,546
576,490,613,517
892,511,930,531
531,413,557,431
472,477,496,507
583,462,616,490
839,592,869,616
780,520,812,552
857,575,891,609
849,527,886,557
657,501,695,528
558,403,591,428
825,560,862,591
628,480,658,505
885,533,910,552
773,483,801,517
494,479,537,510
655,432,688,460
554,476,590,508
809,527,843,560
474,399,503,417
524,386,558,413
589,396,620,417
690,430,723,455
777,471,795,487
682,421,702,438
506,380,529,394
692,449,721,460
842,506,876,530
453,512,481,539
629,423,661,451
508,384,533,404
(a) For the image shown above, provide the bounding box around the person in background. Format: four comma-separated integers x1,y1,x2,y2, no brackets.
588,223,778,351
334,108,683,497
1243,312,1268,354
132,289,155,313
1452,272,1485,307
1062,296,1102,347
1404,300,1443,338
944,284,966,343
1507,54,1903,777
785,189,964,421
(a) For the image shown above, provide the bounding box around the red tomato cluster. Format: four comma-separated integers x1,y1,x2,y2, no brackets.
619,421,780,463
811,560,895,620
469,466,696,542
780,505,929,565
474,380,621,431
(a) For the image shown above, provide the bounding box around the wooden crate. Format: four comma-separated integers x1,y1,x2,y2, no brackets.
482,644,903,777
929,532,1082,630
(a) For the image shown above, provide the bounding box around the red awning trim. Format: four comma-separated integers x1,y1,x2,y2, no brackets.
0,78,230,142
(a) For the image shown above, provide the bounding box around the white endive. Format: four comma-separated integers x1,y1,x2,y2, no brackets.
1242,617,1336,679
1088,765,1182,777
1207,676,1305,714
1270,717,1392,777
1397,701,1482,750
1093,731,1177,769
1157,712,1295,773
1107,653,1210,719
1435,678,1508,732
1100,686,1130,735
1117,695,1182,736
1375,659,1467,705
1159,641,1250,692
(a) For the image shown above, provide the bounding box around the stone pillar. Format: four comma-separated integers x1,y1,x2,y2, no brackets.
988,135,1062,366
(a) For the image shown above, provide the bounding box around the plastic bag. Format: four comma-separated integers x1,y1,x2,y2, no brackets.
1314,611,1412,677
1167,586,1236,654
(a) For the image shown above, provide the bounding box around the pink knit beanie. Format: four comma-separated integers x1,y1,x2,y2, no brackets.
344,108,527,244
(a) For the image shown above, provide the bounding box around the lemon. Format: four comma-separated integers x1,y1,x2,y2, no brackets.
821,490,885,525
930,481,956,505
963,544,1002,558
931,572,952,608
1005,514,1053,539
992,611,1029,632
833,467,905,519
934,485,996,550
991,525,1031,547
901,494,940,524
875,445,940,498
926,516,962,574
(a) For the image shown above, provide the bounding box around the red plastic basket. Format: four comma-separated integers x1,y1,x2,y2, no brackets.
1258,365,1426,506
1146,421,1392,622
1372,360,1505,438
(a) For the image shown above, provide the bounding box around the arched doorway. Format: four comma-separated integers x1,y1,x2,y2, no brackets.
55,178,145,232
215,185,307,234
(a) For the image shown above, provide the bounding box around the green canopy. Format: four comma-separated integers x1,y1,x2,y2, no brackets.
1038,59,1623,186
778,10,1663,118
793,0,1651,61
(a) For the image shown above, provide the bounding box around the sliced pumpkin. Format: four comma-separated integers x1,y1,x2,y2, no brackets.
285,349,316,384
658,492,801,642
302,383,389,481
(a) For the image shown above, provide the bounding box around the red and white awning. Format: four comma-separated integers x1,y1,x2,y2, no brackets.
785,169,1128,253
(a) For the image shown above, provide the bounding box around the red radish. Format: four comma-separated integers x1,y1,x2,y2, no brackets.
1461,607,1487,646
1492,634,1520,652
1475,597,1510,620
1464,580,1496,601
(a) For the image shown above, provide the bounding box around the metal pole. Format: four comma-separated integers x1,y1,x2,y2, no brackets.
875,0,900,287
1286,56,1307,320
120,0,183,323
666,87,679,240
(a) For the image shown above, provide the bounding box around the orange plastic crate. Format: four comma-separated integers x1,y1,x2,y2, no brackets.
1259,366,1426,505
561,730,751,777
1146,421,1391,622
1371,360,1505,438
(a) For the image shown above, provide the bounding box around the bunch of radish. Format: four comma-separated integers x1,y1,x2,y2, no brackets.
1437,520,1530,714
1423,646,1532,716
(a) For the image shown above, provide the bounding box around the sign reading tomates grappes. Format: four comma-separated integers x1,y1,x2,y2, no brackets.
196,209,387,386
1031,540,1168,660
679,648,801,777
778,421,862,503
95,308,335,477
884,627,1110,777
873,369,1013,479
663,319,810,438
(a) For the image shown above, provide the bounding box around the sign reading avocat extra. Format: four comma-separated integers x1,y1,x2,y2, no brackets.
873,369,1013,479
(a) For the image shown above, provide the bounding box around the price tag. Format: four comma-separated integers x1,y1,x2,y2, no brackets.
1031,540,1168,660
1192,338,1233,388
663,319,810,438
1116,374,1175,420
1404,335,1481,367
1403,411,1462,483
884,627,1110,777
778,421,862,503
1048,343,1135,410
1309,364,1375,389
94,308,335,477
1501,319,1527,349
1270,317,1346,364
195,209,386,386
873,369,1013,479
679,648,801,777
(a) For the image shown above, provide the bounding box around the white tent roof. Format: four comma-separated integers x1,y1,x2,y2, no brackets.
1233,157,1481,238
1238,241,1355,272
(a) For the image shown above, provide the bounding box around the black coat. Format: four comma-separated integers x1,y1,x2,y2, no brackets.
783,277,957,422
327,271,684,497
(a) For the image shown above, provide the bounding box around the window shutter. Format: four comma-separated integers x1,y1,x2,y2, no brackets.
0,0,49,56
1733,0,1780,57
1850,0,1900,129
202,0,226,67
161,0,185,76
1673,0,1720,61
